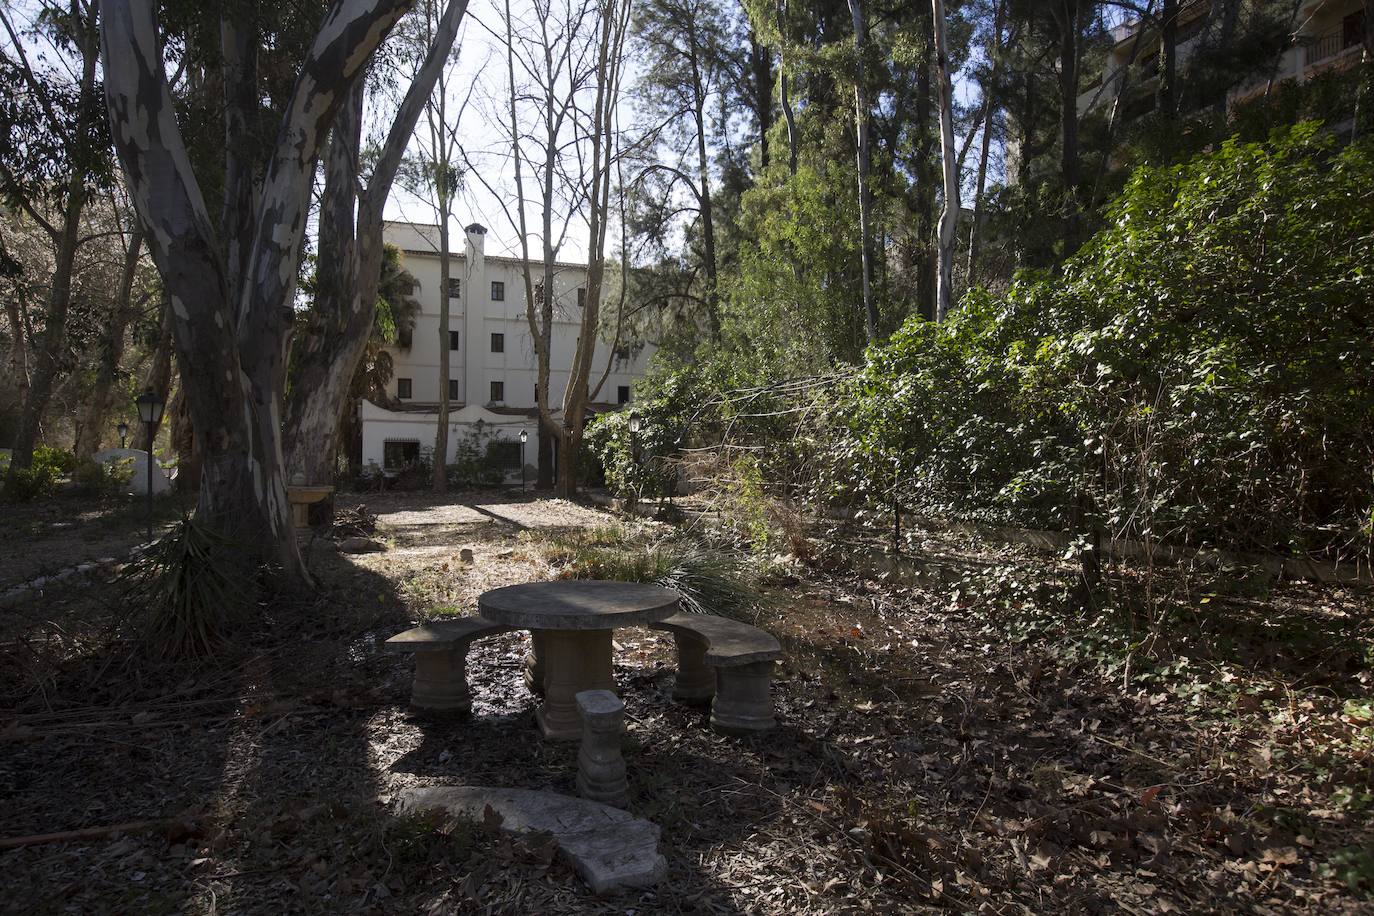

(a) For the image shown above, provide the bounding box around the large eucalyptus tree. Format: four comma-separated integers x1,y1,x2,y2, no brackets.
100,0,413,583
282,0,469,492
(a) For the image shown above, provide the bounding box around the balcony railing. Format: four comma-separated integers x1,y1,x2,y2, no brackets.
1305,27,1364,67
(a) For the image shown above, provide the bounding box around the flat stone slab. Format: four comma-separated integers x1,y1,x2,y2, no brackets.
652,612,783,666
396,786,666,894
479,580,679,630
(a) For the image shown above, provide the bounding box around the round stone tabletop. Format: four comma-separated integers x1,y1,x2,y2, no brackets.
478,580,680,630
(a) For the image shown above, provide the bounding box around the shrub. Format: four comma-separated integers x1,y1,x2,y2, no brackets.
3,463,57,501
73,458,134,497
844,122,1374,558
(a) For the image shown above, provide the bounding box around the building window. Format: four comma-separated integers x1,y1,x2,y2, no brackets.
489,380,504,402
448,378,460,400
397,326,413,348
447,277,461,298
449,330,460,350
577,287,586,309
617,385,630,405
491,332,504,353
491,280,505,301
397,378,412,399
533,282,544,303
534,384,540,403
383,439,421,470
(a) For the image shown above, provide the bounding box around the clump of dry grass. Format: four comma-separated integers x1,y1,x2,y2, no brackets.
525,525,762,619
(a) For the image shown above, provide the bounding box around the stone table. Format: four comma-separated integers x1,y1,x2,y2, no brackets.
478,580,679,739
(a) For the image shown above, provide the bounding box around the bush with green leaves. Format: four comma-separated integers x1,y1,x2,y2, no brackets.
72,457,134,497
842,122,1374,558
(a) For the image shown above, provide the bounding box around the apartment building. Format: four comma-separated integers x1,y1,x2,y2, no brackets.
1080,0,1368,124
359,221,651,473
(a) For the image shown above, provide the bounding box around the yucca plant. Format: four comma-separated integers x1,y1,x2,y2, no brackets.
121,516,251,659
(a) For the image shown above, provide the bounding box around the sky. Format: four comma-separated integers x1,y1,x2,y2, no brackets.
377,0,993,265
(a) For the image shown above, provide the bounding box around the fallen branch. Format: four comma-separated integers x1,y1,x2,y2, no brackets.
0,814,205,850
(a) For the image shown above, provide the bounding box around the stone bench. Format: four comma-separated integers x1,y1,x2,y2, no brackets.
384,617,513,714
649,612,783,735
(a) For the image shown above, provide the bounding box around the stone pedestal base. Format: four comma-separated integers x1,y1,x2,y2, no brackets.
710,660,776,734
290,501,311,528
576,690,629,808
411,649,472,715
523,631,547,696
671,632,716,703
536,629,615,740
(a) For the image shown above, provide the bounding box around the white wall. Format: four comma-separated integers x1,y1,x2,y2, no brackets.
381,220,650,410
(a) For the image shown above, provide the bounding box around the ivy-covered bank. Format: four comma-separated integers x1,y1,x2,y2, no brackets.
592,124,1374,564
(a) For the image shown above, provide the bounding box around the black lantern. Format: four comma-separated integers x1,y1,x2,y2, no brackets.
117,421,129,449
134,388,165,541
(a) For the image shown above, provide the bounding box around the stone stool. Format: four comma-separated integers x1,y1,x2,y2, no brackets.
575,690,629,808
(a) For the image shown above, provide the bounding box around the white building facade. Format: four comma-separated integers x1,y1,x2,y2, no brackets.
359,221,652,474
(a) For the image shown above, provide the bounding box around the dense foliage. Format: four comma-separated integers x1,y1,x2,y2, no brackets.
595,124,1374,561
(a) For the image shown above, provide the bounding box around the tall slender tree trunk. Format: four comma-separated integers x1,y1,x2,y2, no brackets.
931,0,959,323
777,3,798,176
7,15,100,473
848,0,878,343
966,0,1005,284
748,28,773,171
690,53,721,338
1159,0,1177,118
75,224,144,459
434,217,452,489
1054,0,1083,248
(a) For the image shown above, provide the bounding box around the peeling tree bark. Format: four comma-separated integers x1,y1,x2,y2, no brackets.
282,0,467,490
101,0,412,585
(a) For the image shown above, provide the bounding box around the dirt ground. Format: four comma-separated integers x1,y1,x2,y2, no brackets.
1,490,1372,914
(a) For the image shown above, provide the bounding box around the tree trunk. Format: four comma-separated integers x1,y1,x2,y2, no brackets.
848,0,878,342
1159,0,1177,119
966,0,1005,284
75,224,145,459
537,419,555,489
7,13,100,472
690,50,721,338
749,28,773,171
433,217,452,490
1053,0,1082,246
777,3,798,176
283,0,468,490
931,0,959,323
101,0,412,585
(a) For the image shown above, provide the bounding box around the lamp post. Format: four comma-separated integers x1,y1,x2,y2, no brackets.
519,429,528,493
117,421,128,449
134,388,165,541
627,413,642,508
